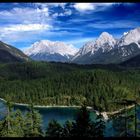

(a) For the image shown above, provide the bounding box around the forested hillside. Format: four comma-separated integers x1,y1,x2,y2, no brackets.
0,61,139,112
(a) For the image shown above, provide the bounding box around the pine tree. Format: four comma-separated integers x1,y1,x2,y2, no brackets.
24,103,43,137
14,109,25,137
62,120,73,137
0,101,17,137
94,113,105,137
46,120,63,137
71,104,95,137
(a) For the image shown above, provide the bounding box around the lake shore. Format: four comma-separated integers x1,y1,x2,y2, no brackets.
106,104,135,115
0,97,136,121
100,104,135,120
0,97,93,109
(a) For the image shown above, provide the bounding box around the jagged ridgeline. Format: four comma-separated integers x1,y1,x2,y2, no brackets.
23,27,140,65
0,61,139,112
71,27,140,64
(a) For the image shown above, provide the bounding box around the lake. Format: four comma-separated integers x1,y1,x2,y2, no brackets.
0,99,138,137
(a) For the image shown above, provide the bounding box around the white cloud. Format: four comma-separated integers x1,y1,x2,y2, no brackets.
0,23,52,42
0,7,50,24
47,3,67,9
87,20,139,29
2,24,52,32
63,9,72,16
52,9,72,18
73,3,113,12
74,3,95,12
34,3,67,9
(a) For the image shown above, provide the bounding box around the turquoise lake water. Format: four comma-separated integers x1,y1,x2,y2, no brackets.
0,100,139,137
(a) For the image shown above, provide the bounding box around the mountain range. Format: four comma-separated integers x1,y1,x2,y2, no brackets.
71,27,140,64
0,27,140,65
23,27,140,65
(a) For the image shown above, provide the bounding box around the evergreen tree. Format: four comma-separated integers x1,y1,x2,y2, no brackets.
13,109,25,137
46,120,63,137
62,120,73,137
112,113,126,137
71,104,95,137
0,101,17,137
94,113,105,137
24,104,43,137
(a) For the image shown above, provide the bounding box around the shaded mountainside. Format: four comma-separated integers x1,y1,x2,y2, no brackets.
0,41,30,63
29,53,73,62
72,43,140,64
120,54,140,67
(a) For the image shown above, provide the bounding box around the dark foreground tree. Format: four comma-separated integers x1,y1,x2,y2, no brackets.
0,101,17,137
24,103,43,137
70,104,105,137
61,120,73,137
45,104,105,137
12,109,25,137
46,120,63,137
94,113,105,137
71,104,94,137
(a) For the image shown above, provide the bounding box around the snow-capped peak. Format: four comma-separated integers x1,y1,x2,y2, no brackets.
123,32,128,36
94,32,116,52
24,40,79,57
118,27,140,48
73,32,116,59
98,32,113,39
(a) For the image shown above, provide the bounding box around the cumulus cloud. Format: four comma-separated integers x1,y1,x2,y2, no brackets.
73,3,95,12
73,3,113,12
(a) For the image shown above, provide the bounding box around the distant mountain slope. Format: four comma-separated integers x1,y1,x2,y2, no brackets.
24,40,79,62
0,41,30,63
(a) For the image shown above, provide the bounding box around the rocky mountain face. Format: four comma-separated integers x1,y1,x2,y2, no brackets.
71,27,140,64
0,41,30,63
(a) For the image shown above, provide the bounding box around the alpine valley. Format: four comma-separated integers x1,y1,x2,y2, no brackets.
0,27,139,110
1,2,140,138
0,28,140,138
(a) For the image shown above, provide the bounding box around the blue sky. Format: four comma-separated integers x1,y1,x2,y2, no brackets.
0,3,140,50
